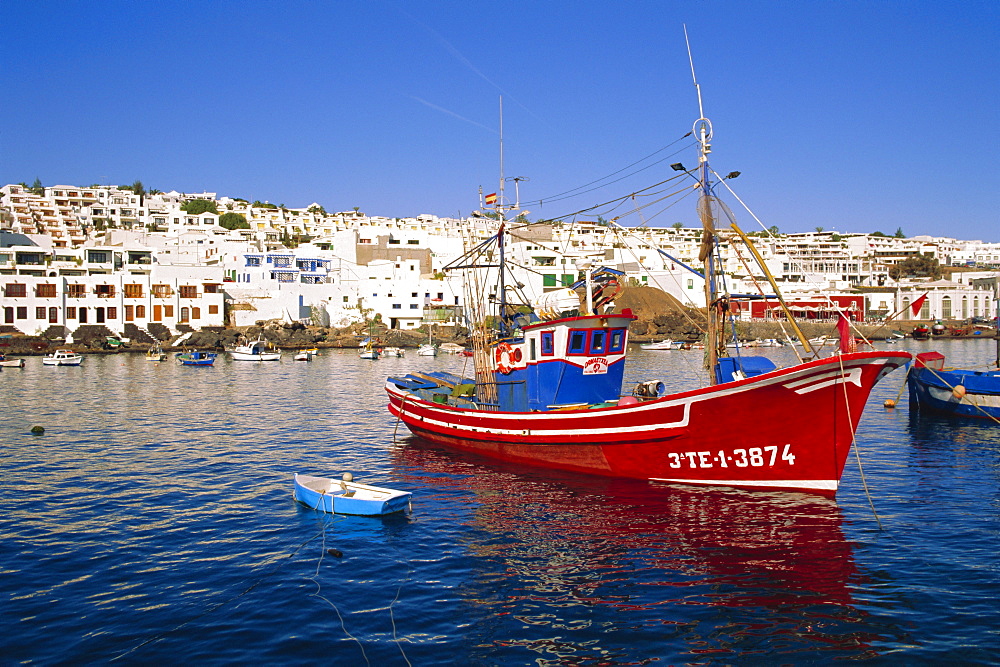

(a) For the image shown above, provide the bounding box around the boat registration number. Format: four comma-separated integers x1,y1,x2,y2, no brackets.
667,444,796,469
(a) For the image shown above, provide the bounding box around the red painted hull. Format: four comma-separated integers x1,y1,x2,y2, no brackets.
386,351,910,496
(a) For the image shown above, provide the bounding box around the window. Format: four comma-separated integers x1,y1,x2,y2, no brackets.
567,329,588,355
540,331,555,356
107,307,117,319
136,305,146,318
561,274,575,287
179,285,198,298
95,284,115,298
4,283,26,297
124,284,143,298
164,305,174,318
192,307,200,320
152,284,172,298
608,329,626,353
209,305,219,315
37,284,57,298
589,330,607,354
409,304,418,309
392,304,401,309
16,306,27,319
87,251,110,263
36,307,46,319
543,274,557,287
66,307,76,319
411,292,418,297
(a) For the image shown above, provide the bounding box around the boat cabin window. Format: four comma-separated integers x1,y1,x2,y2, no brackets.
567,330,588,355
609,328,626,353
589,330,607,355
540,331,555,356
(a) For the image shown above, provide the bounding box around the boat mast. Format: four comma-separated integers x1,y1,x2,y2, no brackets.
497,95,508,336
685,27,722,379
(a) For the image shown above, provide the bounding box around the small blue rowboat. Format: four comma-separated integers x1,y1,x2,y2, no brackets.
293,473,412,516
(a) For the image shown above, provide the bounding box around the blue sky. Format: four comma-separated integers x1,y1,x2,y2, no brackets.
2,1,997,240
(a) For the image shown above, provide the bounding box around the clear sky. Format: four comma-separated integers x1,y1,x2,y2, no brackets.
2,1,997,240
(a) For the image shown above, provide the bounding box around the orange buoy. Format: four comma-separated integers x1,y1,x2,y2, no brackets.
884,399,896,408
953,385,967,399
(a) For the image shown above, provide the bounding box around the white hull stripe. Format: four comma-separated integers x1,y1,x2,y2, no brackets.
398,401,692,438
785,367,863,394
650,477,839,491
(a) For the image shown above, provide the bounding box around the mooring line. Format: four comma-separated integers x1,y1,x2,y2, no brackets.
838,354,883,530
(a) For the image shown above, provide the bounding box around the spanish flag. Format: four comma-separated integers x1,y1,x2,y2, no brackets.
484,192,497,205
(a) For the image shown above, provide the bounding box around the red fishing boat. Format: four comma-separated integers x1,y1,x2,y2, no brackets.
386,58,909,497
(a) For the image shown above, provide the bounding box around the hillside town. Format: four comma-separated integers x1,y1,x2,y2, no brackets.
2,181,999,346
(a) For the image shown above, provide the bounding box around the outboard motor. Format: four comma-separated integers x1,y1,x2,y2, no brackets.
633,380,665,398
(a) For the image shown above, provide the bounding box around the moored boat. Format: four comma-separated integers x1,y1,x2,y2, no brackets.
294,348,319,361
145,343,167,361
292,473,412,516
0,352,25,368
640,339,683,350
176,350,216,366
385,66,910,497
230,335,280,361
908,351,1000,420
42,349,83,366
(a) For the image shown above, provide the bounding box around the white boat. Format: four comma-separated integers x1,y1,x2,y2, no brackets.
294,348,318,361
439,342,466,354
417,343,437,357
42,349,83,366
230,335,281,361
293,473,412,516
0,353,25,368
640,339,682,350
381,346,405,357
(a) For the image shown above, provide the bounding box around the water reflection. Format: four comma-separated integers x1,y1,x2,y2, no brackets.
391,439,891,661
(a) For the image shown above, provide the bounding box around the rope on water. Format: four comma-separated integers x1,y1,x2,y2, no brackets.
111,522,334,661
838,354,883,530
307,512,370,665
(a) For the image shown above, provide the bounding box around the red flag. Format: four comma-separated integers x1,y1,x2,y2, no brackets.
910,293,928,317
837,313,857,353
484,192,497,205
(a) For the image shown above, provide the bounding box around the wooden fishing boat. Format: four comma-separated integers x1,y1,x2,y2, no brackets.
145,343,167,361
42,349,83,366
292,473,412,516
908,352,1000,420
176,350,216,366
0,352,25,368
385,62,910,497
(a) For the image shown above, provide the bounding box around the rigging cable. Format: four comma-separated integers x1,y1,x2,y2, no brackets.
519,135,694,208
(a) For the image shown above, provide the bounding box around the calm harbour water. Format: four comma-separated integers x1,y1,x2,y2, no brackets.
2,338,999,665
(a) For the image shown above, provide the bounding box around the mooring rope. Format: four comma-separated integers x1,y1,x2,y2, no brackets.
838,353,883,530
111,521,336,661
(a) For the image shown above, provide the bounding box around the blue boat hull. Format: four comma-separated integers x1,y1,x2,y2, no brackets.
908,366,1000,419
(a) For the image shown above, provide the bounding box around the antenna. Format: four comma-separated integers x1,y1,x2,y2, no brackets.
683,25,712,165
498,96,505,212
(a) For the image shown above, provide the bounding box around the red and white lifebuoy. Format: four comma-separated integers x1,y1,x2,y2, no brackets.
494,341,517,374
